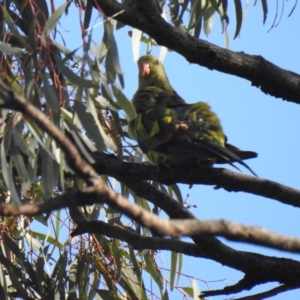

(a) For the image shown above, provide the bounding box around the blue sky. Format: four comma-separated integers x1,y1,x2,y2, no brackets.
56,1,300,299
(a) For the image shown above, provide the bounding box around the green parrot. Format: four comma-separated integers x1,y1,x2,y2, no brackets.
129,55,257,176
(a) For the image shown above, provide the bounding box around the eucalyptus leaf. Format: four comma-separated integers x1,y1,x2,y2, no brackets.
233,0,243,38
54,54,98,88
1,6,32,51
73,100,116,151
203,3,215,37
112,85,136,121
192,278,200,300
132,28,142,62
43,2,68,37
0,42,23,56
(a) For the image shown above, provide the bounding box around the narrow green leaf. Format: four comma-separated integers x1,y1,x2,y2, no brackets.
203,3,215,37
194,16,202,38
128,31,158,46
0,258,28,298
11,146,29,182
94,95,118,112
54,54,98,88
52,252,68,296
68,257,77,296
24,119,55,159
84,1,93,30
129,247,142,285
64,121,96,163
51,251,67,281
170,251,177,290
169,184,183,204
261,0,268,23
2,234,23,260
104,21,124,88
111,239,121,281
51,39,73,55
233,0,243,39
1,6,32,51
35,252,47,297
54,209,61,243
288,0,297,17
88,273,101,300
76,252,89,296
2,234,39,291
0,42,23,56
176,253,183,286
225,30,230,48
193,0,203,38
192,279,200,300
73,100,116,151
0,263,8,299
182,287,193,297
159,46,168,63
129,248,149,298
40,146,56,199
100,71,114,101
4,235,39,288
144,252,163,290
0,129,21,204
132,28,142,62
43,2,68,36
210,0,229,33
13,130,28,155
121,268,145,298
25,232,42,251
41,73,60,113
162,289,169,300
112,85,136,121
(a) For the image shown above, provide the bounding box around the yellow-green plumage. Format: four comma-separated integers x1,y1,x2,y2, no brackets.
129,55,257,176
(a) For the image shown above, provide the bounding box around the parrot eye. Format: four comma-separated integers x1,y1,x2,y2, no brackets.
155,60,160,65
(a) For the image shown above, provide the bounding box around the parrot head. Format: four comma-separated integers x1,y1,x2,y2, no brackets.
138,55,174,91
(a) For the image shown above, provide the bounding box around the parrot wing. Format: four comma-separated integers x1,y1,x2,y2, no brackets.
131,102,257,176
132,87,186,114
131,55,257,176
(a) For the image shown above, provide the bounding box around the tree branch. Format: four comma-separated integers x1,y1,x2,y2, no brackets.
93,153,300,208
70,207,210,258
92,0,300,104
234,285,300,300
112,178,300,290
1,188,300,253
1,79,300,295
167,219,300,253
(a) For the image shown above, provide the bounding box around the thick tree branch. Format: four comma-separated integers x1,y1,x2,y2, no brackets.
114,178,300,291
93,153,300,208
1,180,299,294
1,80,300,295
69,207,210,258
167,219,300,253
234,285,300,300
4,189,299,253
92,0,300,104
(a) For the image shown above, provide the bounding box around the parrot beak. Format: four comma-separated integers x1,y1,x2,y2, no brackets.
140,61,151,77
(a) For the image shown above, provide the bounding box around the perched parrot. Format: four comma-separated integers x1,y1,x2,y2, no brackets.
129,55,257,176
